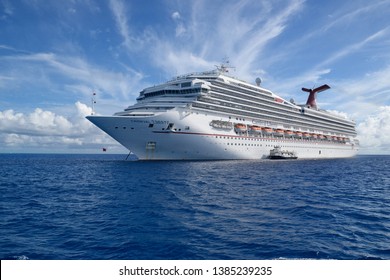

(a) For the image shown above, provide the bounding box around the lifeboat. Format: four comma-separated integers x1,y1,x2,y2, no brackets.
295,131,303,137
249,125,262,134
284,130,294,137
234,123,247,133
274,129,284,136
311,134,318,139
262,127,273,134
318,134,325,140
302,132,311,138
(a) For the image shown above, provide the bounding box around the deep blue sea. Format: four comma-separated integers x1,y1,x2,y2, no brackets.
1,154,389,260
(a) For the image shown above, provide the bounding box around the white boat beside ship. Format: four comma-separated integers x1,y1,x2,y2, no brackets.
269,146,298,160
87,62,359,160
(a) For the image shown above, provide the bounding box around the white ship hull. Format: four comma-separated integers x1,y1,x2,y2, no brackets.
87,109,358,160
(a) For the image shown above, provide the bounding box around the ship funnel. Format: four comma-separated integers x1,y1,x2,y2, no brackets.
301,84,330,109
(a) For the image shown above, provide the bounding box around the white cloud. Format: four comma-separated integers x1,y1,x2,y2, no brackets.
0,102,123,153
175,23,186,37
109,0,133,50
109,0,155,53
357,106,390,154
148,0,305,79
171,11,186,37
316,27,390,69
171,11,181,20
0,51,145,108
327,110,350,120
0,0,13,19
323,65,390,122
0,102,90,137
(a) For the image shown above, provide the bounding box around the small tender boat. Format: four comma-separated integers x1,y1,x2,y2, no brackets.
269,146,298,160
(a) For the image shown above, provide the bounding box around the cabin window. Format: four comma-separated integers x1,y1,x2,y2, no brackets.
181,82,192,88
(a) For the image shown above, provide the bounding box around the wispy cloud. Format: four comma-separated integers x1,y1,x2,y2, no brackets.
146,0,305,79
0,0,13,20
109,0,156,54
109,0,133,50
0,50,145,111
316,27,390,69
323,1,390,33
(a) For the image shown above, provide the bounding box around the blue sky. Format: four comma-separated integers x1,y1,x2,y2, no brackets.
1,0,390,154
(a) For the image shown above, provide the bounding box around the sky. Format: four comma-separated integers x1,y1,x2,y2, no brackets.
1,0,390,154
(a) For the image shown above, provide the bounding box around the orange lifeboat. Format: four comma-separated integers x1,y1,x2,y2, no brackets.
249,125,262,133
318,134,325,139
274,129,284,136
234,123,247,132
311,134,318,139
262,127,273,134
295,131,303,137
285,130,294,137
303,132,311,138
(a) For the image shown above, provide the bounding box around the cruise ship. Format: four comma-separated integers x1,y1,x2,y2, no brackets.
87,63,359,160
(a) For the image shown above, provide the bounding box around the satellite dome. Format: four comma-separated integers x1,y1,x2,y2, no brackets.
255,77,262,86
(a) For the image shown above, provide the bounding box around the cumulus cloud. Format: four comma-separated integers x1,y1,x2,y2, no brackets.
356,106,390,154
0,101,91,138
0,102,122,153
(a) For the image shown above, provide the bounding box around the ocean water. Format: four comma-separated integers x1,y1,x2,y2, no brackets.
1,154,389,260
